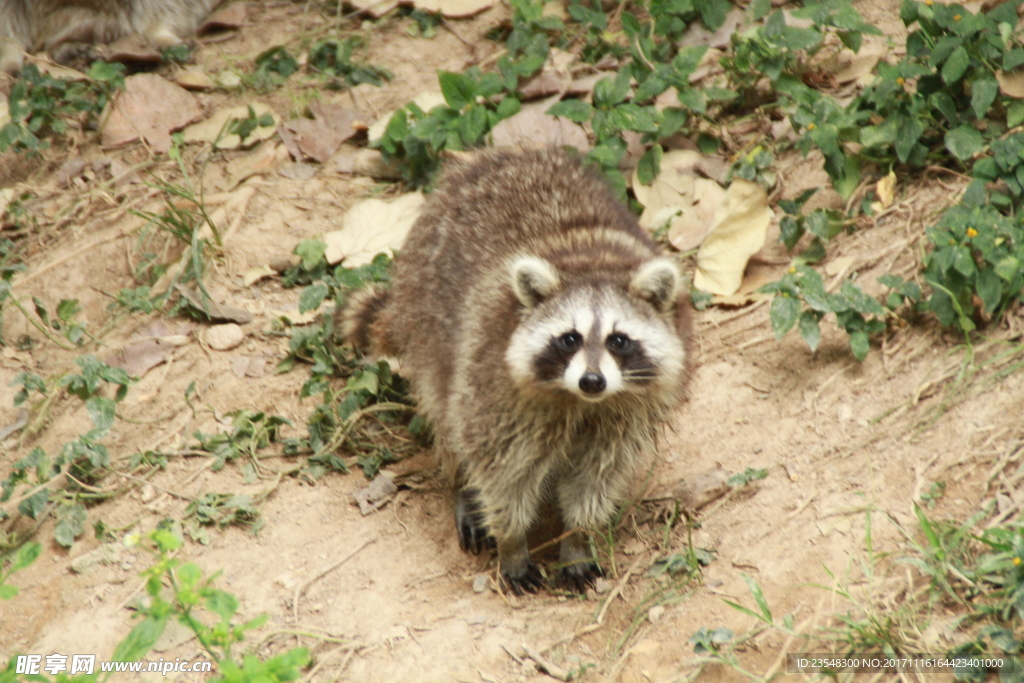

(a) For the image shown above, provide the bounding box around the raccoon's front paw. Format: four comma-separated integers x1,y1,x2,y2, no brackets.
556,561,603,594
455,488,495,554
501,563,545,596
457,513,496,554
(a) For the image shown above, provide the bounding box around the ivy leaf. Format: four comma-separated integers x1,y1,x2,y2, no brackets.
945,125,983,161
636,144,663,186
769,295,800,339
798,310,822,352
941,46,970,84
438,71,476,110
970,76,998,119
54,503,88,548
849,330,870,361
546,99,593,123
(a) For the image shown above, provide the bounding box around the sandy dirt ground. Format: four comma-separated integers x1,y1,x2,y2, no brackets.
2,1,1024,682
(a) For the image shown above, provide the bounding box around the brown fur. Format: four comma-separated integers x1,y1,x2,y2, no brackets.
340,147,693,593
0,0,219,73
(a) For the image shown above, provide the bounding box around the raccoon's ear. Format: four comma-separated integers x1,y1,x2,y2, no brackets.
630,258,682,313
511,256,560,308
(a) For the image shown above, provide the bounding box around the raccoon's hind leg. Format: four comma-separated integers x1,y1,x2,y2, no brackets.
454,487,495,554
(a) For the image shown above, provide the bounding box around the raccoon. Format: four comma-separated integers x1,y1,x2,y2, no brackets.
0,0,219,74
340,147,692,594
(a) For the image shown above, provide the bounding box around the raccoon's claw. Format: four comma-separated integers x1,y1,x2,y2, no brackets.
502,563,545,596
455,487,495,554
557,562,603,594
457,517,496,554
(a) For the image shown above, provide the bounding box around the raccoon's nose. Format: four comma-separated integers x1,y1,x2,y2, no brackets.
579,372,606,395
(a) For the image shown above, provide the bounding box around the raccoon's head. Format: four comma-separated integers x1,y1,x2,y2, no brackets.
505,255,687,403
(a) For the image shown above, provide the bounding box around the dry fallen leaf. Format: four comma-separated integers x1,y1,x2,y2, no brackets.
243,265,277,287
345,0,402,18
352,472,398,514
694,179,772,296
280,102,364,163
103,321,192,378
324,192,424,267
182,103,280,150
101,74,202,152
632,149,728,251
176,67,215,90
335,146,403,179
223,142,288,191
177,286,253,323
489,98,590,151
997,70,1024,98
834,37,886,85
873,169,897,211
199,1,247,32
414,0,493,17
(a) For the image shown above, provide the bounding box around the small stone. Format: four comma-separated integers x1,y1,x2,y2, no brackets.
472,573,490,593
204,324,245,350
593,577,611,594
648,605,666,623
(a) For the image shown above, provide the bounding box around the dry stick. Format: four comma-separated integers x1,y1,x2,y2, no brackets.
593,554,646,626
521,642,571,682
112,471,196,501
292,536,378,624
301,642,364,683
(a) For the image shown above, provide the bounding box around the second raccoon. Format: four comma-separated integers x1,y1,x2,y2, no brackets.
0,0,218,73
342,148,692,594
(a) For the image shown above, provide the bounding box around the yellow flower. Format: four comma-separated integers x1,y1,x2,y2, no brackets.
949,238,957,245
788,266,797,274
1015,557,1022,566
966,228,978,238
924,0,932,4
896,77,906,85
953,13,962,20
807,123,817,130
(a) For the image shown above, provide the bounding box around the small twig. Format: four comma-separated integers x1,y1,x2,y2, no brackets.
593,554,645,626
293,536,378,624
521,642,571,682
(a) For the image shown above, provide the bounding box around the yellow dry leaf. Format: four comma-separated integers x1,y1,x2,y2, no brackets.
243,265,276,287
324,192,424,268
875,169,896,209
693,180,772,296
632,150,728,251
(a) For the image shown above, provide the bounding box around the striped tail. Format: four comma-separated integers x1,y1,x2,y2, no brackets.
337,285,392,354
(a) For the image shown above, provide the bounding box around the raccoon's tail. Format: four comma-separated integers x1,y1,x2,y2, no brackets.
338,285,393,354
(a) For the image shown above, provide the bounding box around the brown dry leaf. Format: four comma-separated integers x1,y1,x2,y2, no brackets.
677,6,744,49
176,67,215,90
352,472,398,515
182,103,280,150
101,74,202,152
223,142,288,190
231,356,266,378
177,286,253,323
694,179,772,296
199,1,246,32
102,321,192,379
368,92,446,144
489,98,590,151
632,150,728,251
324,192,424,267
517,49,574,100
997,70,1024,98
873,169,897,211
95,35,162,65
280,102,363,163
834,37,886,85
346,0,402,19
243,265,276,287
415,0,493,16
334,146,403,179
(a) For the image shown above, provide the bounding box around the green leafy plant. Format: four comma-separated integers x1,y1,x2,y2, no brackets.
0,542,40,600
0,61,125,153
308,38,393,87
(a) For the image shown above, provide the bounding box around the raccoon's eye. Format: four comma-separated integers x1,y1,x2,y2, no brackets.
557,332,582,351
606,333,633,353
